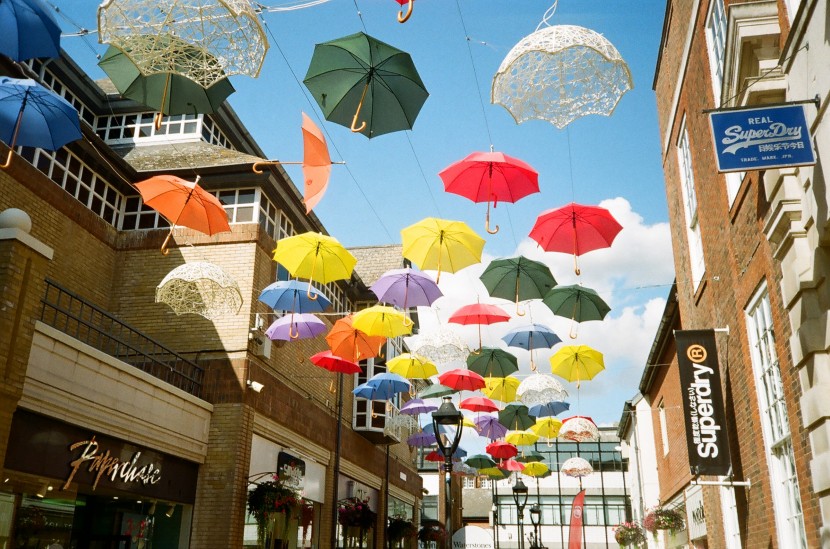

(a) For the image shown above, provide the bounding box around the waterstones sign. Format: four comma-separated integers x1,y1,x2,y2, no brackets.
675,329,731,476
709,104,816,172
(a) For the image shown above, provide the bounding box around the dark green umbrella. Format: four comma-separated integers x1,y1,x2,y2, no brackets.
98,46,234,116
465,454,497,469
417,383,455,399
466,347,519,377
542,284,610,338
303,31,429,138
480,256,556,315
498,403,535,431
515,451,545,463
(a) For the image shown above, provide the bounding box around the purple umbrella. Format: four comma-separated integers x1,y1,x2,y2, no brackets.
370,267,443,309
265,313,326,341
400,398,438,415
474,415,508,440
407,431,438,447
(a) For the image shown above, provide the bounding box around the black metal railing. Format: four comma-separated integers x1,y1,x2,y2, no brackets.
40,279,204,397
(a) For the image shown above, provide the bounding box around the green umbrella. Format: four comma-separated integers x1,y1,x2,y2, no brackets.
466,347,519,377
303,31,429,138
465,454,497,469
417,383,455,399
98,45,234,116
542,284,611,338
498,403,535,431
480,256,556,315
515,451,545,463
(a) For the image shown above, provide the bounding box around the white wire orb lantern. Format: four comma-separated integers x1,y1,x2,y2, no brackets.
517,373,568,407
492,24,633,129
156,261,243,320
560,456,593,478
98,0,268,88
559,416,599,443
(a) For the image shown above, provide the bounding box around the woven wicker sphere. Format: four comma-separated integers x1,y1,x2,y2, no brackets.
156,261,243,320
492,24,633,129
559,416,600,442
517,373,568,406
560,456,593,478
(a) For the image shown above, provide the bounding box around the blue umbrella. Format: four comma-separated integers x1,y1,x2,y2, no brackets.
502,323,562,371
529,400,571,418
353,372,411,400
1,78,81,168
0,0,61,62
258,280,331,313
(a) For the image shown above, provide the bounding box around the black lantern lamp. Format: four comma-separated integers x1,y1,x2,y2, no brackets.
512,477,529,549
432,396,464,548
529,504,544,548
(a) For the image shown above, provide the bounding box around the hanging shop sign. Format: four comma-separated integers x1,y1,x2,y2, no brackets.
709,103,816,172
277,451,306,491
675,329,732,476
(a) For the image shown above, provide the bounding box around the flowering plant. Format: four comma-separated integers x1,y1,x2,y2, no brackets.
337,497,376,530
247,475,303,529
387,517,418,542
418,519,448,543
613,521,646,546
642,505,685,534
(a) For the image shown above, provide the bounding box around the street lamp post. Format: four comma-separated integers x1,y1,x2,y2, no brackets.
529,504,545,549
512,476,529,549
432,396,464,549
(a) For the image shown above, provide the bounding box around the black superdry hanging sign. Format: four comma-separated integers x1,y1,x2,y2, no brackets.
675,330,731,476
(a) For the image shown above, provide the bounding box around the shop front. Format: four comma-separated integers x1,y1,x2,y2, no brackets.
1,409,199,549
335,476,378,549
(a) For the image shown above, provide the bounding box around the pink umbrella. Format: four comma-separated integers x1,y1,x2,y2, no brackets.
499,458,525,472
448,303,511,350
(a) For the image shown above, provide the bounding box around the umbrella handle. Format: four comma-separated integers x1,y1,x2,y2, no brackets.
252,160,303,174
485,200,499,234
573,254,581,276
397,0,414,22
329,379,336,394
306,261,319,300
0,102,26,170
569,320,578,339
0,149,13,169
350,82,369,133
154,112,164,131
289,322,300,340
161,230,175,255
514,277,525,316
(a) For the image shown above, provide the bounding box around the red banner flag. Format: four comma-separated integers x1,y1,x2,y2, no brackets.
568,489,586,549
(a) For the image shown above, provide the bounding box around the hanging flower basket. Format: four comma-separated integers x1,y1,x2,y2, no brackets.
613,521,646,546
247,475,303,548
387,517,418,544
642,505,685,534
338,497,377,530
418,519,448,544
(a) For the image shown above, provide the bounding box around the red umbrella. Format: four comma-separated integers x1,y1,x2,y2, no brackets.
310,351,362,374
440,151,539,234
326,315,386,362
499,458,525,472
438,368,486,392
529,202,623,275
460,396,499,413
425,450,444,462
486,440,518,460
448,303,511,350
394,0,414,22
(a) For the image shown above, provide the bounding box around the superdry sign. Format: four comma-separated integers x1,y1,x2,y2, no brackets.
675,330,731,476
709,104,816,172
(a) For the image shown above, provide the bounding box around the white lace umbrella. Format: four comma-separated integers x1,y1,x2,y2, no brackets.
405,331,470,367
491,5,632,129
559,416,599,443
156,261,243,320
560,456,593,478
384,413,420,441
98,0,268,88
517,373,569,407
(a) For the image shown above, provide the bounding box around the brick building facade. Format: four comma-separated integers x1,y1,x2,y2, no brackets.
0,50,421,548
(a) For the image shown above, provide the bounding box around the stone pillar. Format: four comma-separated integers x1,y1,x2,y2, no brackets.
0,208,53,473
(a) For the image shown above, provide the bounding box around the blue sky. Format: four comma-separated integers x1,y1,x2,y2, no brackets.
53,0,675,426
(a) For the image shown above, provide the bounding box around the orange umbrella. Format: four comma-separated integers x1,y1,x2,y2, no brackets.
252,112,343,213
326,314,386,362
135,174,230,254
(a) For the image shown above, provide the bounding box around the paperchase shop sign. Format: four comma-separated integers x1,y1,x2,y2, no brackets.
451,526,494,549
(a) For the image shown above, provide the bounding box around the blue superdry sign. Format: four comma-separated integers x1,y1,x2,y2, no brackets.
709,104,816,172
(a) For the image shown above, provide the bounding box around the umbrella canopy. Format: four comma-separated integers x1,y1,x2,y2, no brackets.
440,151,539,234
401,217,485,283
438,368,486,392
98,46,235,116
505,429,540,446
459,396,499,413
258,280,331,313
543,284,611,338
0,77,81,168
528,401,571,418
482,376,521,403
498,403,535,431
406,331,470,366
303,31,429,138
478,467,508,480
499,458,525,472
530,417,564,439
370,267,442,309
521,461,550,477
449,303,510,350
155,261,242,319
326,314,386,362
417,383,456,399
400,398,437,415
310,350,361,374
264,313,326,341
517,374,568,407
530,203,623,275
388,353,438,379
466,347,519,378
273,232,357,285
480,256,557,315
515,451,545,463
424,450,444,463
465,454,497,469
550,345,605,387
406,431,437,447
0,0,61,61
503,324,562,371
561,456,593,478
485,440,518,460
474,414,508,440
559,416,599,442
352,305,412,338
355,372,411,400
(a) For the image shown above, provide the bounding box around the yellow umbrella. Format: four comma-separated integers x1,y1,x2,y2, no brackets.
521,461,550,478
505,429,540,446
401,217,485,282
530,417,563,439
387,353,438,379
273,232,357,297
478,466,507,479
550,344,605,388
462,417,478,430
482,376,521,403
352,305,412,338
